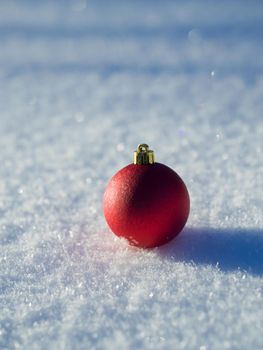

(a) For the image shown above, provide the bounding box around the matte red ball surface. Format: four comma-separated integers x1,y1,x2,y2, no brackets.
103,163,190,248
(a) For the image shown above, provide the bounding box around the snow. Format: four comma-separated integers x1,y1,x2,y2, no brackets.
0,0,263,349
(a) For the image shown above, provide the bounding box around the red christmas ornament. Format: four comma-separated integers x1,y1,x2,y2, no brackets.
103,144,190,248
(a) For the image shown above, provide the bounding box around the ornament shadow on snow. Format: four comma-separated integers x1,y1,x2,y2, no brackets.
158,227,263,277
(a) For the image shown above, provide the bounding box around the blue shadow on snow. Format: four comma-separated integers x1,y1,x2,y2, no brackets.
158,227,263,277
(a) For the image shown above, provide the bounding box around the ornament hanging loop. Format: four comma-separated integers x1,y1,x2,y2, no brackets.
133,144,155,165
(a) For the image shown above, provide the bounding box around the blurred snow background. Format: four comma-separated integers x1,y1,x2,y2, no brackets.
0,0,263,349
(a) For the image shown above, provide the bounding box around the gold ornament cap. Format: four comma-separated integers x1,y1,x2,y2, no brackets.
133,144,155,165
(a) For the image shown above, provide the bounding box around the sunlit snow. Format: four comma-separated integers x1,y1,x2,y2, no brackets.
0,1,263,349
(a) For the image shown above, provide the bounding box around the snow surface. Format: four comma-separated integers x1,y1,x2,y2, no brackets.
0,0,263,349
